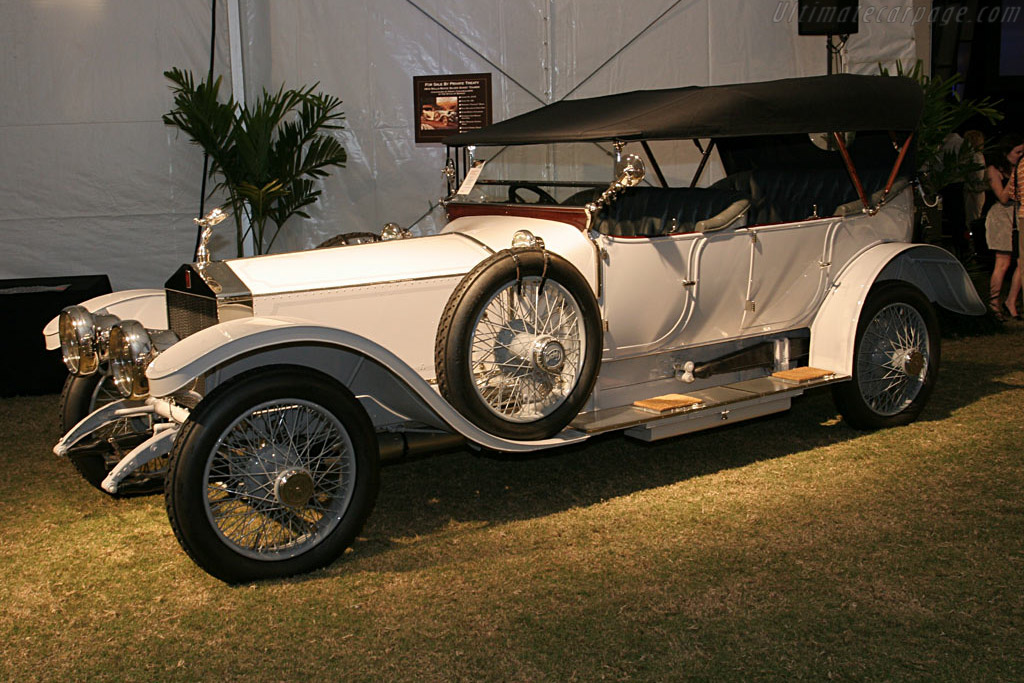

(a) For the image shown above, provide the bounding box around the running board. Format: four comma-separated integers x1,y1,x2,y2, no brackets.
570,371,848,442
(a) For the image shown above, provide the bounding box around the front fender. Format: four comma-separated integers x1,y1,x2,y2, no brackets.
146,316,587,453
810,243,984,376
43,288,167,350
443,215,600,295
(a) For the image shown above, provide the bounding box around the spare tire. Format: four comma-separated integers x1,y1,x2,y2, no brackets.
435,248,601,440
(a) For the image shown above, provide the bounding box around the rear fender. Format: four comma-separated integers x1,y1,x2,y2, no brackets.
43,289,167,350
146,316,587,453
810,243,984,376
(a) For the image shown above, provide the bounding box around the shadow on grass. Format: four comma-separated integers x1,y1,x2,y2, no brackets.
339,347,1019,573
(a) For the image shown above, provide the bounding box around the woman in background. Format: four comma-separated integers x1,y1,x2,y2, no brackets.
985,134,1023,320
964,130,987,261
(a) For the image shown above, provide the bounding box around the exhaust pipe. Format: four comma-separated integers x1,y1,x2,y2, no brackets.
377,431,466,464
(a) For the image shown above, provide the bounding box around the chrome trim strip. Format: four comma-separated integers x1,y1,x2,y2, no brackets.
450,231,497,255
249,272,467,299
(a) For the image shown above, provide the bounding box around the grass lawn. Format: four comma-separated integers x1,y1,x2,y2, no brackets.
1,323,1022,681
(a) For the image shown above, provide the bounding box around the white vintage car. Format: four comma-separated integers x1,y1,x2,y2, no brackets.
45,75,984,583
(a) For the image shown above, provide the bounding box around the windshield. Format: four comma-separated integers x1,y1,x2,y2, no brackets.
453,141,722,205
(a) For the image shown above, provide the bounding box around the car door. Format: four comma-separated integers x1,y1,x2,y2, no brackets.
738,218,837,331
597,232,699,357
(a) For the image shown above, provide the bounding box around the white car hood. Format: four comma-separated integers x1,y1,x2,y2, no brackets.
225,233,491,296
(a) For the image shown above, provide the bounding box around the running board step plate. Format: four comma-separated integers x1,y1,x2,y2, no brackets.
570,372,848,442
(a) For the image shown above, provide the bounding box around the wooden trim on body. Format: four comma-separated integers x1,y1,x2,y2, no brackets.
446,202,589,231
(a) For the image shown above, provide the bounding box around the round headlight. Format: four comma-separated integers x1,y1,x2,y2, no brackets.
58,306,99,375
108,320,153,399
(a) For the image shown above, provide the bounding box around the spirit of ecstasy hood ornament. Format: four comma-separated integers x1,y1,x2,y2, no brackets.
194,207,228,266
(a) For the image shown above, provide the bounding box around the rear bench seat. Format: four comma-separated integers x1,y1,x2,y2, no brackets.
711,168,900,225
593,187,750,237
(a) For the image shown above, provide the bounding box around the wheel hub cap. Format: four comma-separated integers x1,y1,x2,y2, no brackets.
470,276,585,423
274,468,315,508
903,350,925,377
501,331,567,375
533,337,566,374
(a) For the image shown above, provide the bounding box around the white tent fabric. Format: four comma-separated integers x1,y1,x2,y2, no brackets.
1,0,922,290
1,0,232,290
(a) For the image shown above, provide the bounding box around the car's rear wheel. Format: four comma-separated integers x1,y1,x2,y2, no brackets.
59,372,163,496
435,249,602,440
832,281,939,429
165,367,379,583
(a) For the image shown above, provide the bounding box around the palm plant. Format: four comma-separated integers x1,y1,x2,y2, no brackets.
163,67,347,256
880,60,1001,198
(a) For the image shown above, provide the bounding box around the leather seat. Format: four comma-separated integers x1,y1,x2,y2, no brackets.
593,187,750,237
712,168,897,225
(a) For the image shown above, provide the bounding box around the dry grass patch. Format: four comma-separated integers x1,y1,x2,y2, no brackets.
1,327,1022,681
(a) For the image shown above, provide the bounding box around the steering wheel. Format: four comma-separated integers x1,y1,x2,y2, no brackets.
508,183,558,205
560,187,603,206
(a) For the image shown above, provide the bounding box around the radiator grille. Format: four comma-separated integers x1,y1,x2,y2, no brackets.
167,289,217,339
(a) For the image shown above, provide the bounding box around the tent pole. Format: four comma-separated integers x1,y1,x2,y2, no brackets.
193,0,218,260
227,0,255,256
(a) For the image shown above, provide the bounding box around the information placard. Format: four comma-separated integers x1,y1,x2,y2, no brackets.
414,73,492,144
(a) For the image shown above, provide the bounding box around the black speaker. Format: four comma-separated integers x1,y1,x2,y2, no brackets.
0,274,112,397
798,0,859,35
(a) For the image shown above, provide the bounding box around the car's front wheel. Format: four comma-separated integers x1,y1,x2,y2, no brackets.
165,367,379,583
832,281,940,429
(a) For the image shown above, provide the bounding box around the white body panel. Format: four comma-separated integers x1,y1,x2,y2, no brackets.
228,233,491,295
251,275,464,377
598,231,698,354
442,215,600,294
596,188,913,359
579,188,975,414
225,221,596,378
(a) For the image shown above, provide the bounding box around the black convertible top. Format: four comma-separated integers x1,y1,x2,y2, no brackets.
443,74,922,147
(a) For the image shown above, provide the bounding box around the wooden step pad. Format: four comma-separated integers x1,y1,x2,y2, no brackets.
633,393,704,414
771,366,836,384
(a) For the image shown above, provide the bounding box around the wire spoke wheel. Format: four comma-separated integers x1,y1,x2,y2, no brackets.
436,249,602,440
470,277,585,423
856,302,929,416
833,282,939,430
166,368,378,583
204,399,356,560
90,372,121,409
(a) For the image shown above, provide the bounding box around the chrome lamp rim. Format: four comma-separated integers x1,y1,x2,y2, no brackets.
108,320,154,399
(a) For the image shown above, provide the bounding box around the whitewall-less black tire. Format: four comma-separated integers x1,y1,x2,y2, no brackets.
165,367,379,583
832,281,940,429
435,249,602,440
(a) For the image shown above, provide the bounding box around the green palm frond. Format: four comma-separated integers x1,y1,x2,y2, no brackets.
880,60,1002,197
163,68,347,256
